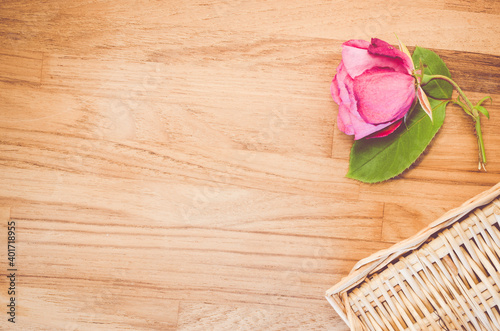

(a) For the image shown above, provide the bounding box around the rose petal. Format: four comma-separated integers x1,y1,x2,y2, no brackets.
368,38,414,73
354,68,416,125
336,104,354,135
330,77,341,104
331,65,403,139
351,117,401,140
332,38,417,140
343,39,371,49
332,62,351,105
341,40,409,78
366,119,403,139
334,80,399,140
331,62,356,135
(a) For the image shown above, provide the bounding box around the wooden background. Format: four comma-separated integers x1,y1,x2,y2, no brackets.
0,0,499,330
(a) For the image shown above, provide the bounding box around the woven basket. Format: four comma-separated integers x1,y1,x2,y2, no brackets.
326,182,500,331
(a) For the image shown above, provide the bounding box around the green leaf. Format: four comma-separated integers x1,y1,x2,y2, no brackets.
347,99,449,183
413,46,453,99
476,96,493,107
346,47,453,183
475,105,490,119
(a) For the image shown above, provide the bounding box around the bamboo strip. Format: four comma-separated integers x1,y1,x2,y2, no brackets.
326,183,500,330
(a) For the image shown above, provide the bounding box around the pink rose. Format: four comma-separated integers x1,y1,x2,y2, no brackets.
331,38,417,140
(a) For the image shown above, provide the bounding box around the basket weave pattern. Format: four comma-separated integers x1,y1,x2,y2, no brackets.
326,184,500,331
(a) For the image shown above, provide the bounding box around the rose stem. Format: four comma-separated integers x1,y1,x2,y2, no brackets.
422,74,487,169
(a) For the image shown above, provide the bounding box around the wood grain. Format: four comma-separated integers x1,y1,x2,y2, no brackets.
0,0,499,330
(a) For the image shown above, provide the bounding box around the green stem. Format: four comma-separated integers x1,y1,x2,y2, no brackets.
422,74,487,169
476,116,486,170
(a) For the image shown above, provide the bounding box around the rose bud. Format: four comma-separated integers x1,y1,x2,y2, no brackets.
331,38,419,140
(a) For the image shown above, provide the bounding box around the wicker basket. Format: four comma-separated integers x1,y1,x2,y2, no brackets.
326,182,500,331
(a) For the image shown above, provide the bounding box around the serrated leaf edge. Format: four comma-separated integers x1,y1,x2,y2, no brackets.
347,100,449,183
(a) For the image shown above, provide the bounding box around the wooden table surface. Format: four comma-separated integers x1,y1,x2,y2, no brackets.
1,1,499,330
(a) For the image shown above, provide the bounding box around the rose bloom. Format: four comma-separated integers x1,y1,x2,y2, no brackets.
331,38,417,140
